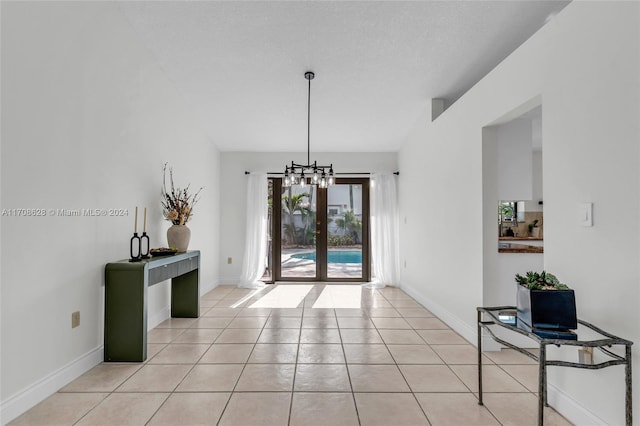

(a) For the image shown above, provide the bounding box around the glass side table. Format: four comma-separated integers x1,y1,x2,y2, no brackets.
477,306,633,426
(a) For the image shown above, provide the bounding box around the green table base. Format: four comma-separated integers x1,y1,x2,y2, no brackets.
104,250,200,362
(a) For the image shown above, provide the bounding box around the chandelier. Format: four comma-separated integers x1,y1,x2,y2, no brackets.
282,71,334,189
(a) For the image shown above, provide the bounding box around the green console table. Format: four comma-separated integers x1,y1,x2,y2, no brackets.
104,250,200,362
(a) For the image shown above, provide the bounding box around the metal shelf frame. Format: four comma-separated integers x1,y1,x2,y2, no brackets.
477,306,633,426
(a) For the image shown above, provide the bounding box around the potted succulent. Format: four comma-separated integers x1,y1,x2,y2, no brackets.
515,271,577,331
528,219,540,238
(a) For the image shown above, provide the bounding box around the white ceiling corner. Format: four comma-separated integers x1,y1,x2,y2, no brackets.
117,1,570,152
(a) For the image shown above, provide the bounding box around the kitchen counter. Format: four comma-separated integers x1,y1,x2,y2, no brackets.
498,242,544,254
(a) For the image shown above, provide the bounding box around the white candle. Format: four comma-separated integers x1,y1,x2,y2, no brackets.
134,206,138,233
143,207,147,232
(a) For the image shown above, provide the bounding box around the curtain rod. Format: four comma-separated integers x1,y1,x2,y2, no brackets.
244,171,399,176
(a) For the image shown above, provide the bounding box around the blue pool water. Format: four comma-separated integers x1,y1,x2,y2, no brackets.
291,251,362,264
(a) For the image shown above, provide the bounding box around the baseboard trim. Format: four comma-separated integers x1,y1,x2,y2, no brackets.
399,283,476,345
218,276,240,286
547,382,607,425
200,280,219,295
0,345,103,425
147,306,171,331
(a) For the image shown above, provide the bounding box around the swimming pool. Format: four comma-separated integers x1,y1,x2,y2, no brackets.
291,250,362,264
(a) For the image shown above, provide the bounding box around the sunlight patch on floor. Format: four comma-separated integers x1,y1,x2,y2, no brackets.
311,285,362,309
248,285,314,308
230,286,269,308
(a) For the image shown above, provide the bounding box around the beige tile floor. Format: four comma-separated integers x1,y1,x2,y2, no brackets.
10,284,573,426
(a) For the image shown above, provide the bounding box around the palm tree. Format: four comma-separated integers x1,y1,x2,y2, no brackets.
281,191,310,245
335,210,362,244
299,204,316,245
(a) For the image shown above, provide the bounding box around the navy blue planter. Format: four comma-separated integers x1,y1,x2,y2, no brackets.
516,284,577,330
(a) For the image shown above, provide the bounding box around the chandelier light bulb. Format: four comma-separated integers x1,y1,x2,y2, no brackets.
283,167,290,187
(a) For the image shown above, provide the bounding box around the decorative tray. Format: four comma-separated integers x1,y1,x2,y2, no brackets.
150,248,178,257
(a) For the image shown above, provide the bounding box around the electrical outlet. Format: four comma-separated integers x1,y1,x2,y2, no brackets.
227,257,232,264
71,311,80,328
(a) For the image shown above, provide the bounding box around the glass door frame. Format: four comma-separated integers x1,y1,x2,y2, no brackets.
270,177,370,282
324,178,370,282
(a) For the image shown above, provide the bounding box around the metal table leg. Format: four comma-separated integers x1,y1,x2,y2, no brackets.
478,310,483,405
626,344,633,426
538,343,546,426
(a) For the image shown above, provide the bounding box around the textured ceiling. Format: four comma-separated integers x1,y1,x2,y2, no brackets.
118,1,569,152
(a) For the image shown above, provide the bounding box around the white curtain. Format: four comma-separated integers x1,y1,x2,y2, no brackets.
367,173,400,289
238,173,269,289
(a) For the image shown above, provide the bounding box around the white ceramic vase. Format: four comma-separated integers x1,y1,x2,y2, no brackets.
167,224,191,252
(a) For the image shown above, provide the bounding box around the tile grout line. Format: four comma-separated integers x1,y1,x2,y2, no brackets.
70,392,110,425
379,289,433,426
145,287,247,425
335,308,362,426
149,291,238,426
71,320,194,425
215,292,274,426
285,307,305,426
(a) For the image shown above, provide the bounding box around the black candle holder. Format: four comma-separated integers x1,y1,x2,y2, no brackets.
140,232,150,259
129,232,142,262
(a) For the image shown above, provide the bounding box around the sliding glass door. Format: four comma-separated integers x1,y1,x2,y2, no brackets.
271,177,369,282
280,183,318,279
326,180,368,279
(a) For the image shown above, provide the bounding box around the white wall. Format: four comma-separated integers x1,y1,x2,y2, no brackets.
219,152,397,283
524,150,543,212
0,2,221,422
496,118,533,201
399,2,639,425
328,186,363,216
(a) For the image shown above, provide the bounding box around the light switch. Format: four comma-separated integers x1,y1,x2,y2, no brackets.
579,203,593,227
